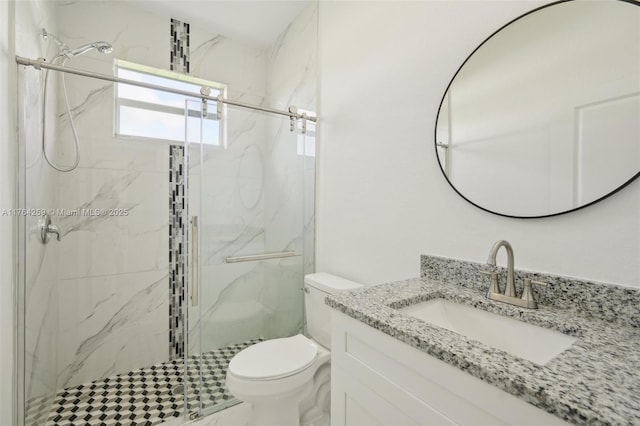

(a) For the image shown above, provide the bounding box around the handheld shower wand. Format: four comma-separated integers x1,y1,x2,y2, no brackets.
41,28,113,172
68,42,113,57
42,28,113,58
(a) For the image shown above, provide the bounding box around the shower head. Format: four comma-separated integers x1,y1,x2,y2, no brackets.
41,28,113,58
67,41,113,57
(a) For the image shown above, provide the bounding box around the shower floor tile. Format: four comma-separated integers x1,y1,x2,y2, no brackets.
43,339,260,426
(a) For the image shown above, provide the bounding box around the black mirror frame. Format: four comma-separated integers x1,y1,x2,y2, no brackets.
434,0,640,219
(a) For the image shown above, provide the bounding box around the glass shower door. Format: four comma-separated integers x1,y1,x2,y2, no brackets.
185,99,306,416
18,65,190,426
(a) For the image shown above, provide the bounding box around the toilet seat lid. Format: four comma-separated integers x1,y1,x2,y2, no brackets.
229,334,318,380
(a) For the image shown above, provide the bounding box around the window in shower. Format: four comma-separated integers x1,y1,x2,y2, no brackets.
115,59,227,146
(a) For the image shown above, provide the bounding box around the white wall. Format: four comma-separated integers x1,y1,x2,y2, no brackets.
317,0,640,288
0,1,15,424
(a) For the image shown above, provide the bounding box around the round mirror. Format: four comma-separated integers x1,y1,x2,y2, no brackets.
435,0,640,218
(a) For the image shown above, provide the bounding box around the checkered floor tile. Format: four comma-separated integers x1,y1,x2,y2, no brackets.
25,393,53,426
37,339,261,426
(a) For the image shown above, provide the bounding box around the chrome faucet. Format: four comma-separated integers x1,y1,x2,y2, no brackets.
481,240,547,309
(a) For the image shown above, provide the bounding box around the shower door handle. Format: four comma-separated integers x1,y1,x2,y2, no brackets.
191,216,199,307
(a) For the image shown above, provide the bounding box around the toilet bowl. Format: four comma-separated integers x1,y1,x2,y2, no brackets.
227,334,330,425
226,273,362,426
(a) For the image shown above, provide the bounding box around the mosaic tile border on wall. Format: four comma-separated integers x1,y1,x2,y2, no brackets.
169,145,186,360
168,16,192,361
170,18,190,73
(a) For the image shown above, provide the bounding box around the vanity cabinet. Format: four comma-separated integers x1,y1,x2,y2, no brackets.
330,311,569,426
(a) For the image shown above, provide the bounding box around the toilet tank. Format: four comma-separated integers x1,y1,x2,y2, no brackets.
304,273,362,349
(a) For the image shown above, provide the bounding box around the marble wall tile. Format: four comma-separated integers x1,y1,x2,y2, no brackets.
55,1,167,72
264,118,304,181
38,15,169,173
191,176,265,267
266,3,318,112
264,172,304,253
54,77,169,173
55,168,169,279
189,258,305,354
45,10,173,390
190,31,267,102
24,279,57,409
24,162,60,293
190,108,268,179
262,260,304,339
56,270,169,389
190,262,268,353
55,0,267,110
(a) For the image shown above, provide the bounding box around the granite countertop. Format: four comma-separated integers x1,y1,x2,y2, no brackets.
326,277,640,426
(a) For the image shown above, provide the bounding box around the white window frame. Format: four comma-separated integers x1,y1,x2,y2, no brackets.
114,59,227,147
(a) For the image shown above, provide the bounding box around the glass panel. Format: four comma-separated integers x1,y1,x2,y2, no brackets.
302,119,317,279
18,65,188,426
115,61,225,145
117,66,222,109
118,105,220,145
186,100,305,416
184,99,203,417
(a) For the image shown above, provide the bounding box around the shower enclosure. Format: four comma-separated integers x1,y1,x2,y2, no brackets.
15,1,317,425
186,99,315,416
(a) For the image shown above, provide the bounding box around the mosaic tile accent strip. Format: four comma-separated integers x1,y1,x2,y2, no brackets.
420,254,640,328
169,145,186,360
170,18,190,74
45,340,261,426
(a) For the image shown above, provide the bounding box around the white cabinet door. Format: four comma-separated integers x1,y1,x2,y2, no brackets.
332,364,457,426
331,311,569,426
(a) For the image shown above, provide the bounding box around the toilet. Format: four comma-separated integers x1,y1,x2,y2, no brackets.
226,273,362,426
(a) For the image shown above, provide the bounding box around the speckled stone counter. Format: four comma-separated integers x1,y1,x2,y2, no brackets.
326,276,640,425
421,255,640,328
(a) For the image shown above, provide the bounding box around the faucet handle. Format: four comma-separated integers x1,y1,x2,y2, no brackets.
480,266,500,296
521,278,547,309
480,264,497,274
530,279,548,288
39,213,61,244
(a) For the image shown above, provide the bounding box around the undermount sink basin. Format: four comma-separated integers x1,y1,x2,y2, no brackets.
400,298,577,365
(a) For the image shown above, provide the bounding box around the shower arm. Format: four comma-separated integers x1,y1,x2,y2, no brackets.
16,55,317,124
